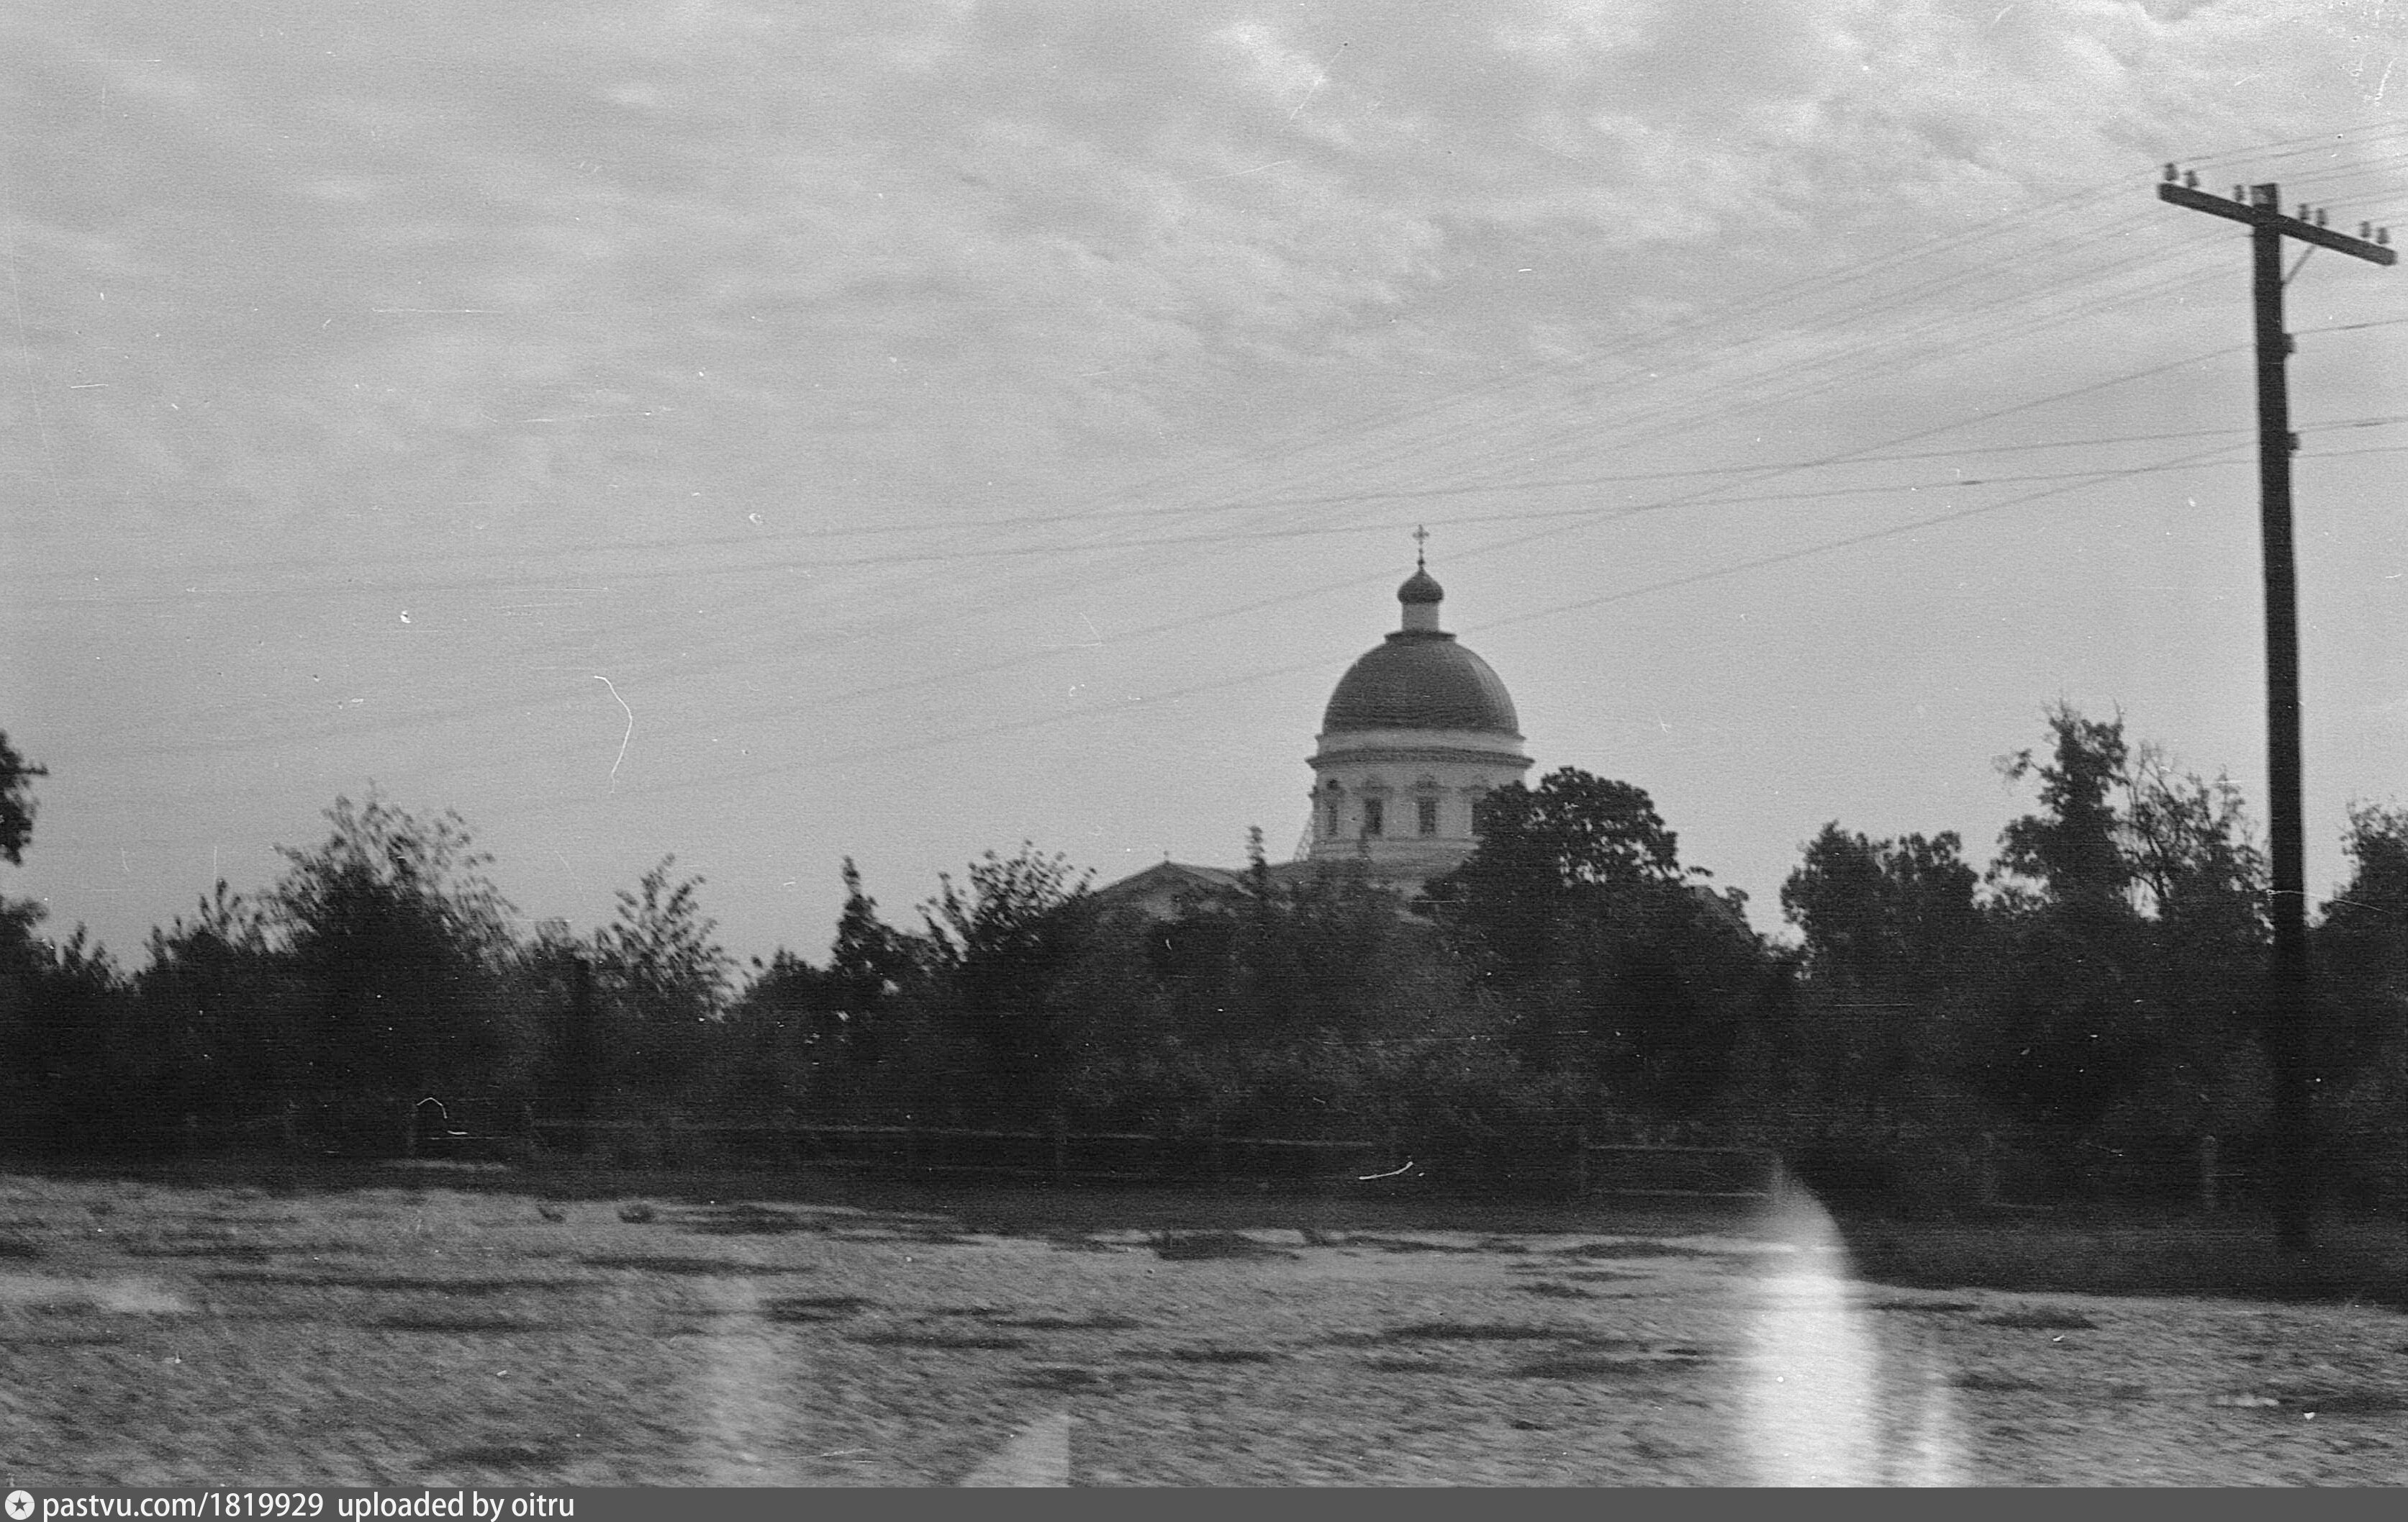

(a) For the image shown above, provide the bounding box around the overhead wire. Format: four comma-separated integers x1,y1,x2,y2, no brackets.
118,335,2293,768
480,438,2273,813
43,145,2408,793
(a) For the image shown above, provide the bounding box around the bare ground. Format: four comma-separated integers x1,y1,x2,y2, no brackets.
0,1164,2401,1487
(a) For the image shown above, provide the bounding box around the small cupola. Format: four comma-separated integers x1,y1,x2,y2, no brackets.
1397,566,1444,632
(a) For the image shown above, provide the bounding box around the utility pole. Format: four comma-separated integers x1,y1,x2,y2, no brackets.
2158,168,2393,1254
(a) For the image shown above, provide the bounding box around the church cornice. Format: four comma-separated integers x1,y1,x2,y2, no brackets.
1307,744,1535,770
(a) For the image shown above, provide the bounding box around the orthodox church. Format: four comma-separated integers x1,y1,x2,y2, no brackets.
1096,547,1532,916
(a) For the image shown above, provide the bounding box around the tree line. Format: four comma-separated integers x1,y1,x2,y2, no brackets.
0,710,2402,1207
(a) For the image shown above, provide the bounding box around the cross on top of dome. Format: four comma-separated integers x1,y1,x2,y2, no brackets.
1398,527,1444,613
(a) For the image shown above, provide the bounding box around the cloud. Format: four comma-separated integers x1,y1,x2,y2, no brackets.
9,0,2402,964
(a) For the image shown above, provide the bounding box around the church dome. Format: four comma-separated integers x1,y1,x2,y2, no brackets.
1321,566,1521,735
1322,633,1521,735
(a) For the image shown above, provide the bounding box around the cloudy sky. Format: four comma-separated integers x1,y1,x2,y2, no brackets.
6,0,2407,968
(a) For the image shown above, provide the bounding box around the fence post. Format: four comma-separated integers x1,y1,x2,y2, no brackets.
2199,1133,2219,1215
402,1099,418,1160
1052,1110,1068,1184
280,1100,298,1154
1978,1131,2001,1212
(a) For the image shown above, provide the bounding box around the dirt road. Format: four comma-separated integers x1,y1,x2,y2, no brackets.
1,1171,2400,1485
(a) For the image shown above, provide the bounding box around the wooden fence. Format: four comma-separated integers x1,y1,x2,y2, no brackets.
152,1102,2408,1210
187,1100,1780,1202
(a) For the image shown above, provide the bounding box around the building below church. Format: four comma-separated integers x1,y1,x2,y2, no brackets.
1097,555,1531,917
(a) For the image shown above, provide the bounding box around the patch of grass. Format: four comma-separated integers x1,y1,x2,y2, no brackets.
761,1295,876,1322
125,1242,273,1262
617,1202,657,1223
1980,1307,2098,1331
0,1237,43,1259
1343,1235,1480,1254
1514,1281,1596,1300
1149,1230,1298,1261
1161,1346,1279,1364
1374,1321,1595,1344
371,1312,548,1333
1015,1364,1125,1392
1955,1371,2047,1393
1845,1214,2408,1310
205,1271,585,1294
6,1330,128,1347
1552,1240,1731,1260
1362,1354,1471,1376
2281,1388,2408,1415
1868,1299,1981,1313
1511,1350,1703,1380
433,1441,571,1469
851,1328,1029,1351
578,1254,812,1276
271,1240,376,1259
681,1204,824,1236
987,1313,1144,1331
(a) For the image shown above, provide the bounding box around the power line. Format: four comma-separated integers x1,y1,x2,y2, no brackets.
474,439,2264,816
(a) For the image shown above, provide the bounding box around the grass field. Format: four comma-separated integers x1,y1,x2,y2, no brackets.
1,1159,2402,1486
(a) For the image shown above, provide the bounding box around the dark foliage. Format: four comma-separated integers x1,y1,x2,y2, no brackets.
0,730,45,866
0,703,2396,1215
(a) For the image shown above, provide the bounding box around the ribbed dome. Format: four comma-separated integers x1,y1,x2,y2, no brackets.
1322,632,1521,735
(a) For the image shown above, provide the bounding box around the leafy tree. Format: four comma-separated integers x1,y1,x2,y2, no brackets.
0,730,44,866
1055,851,1516,1150
719,947,832,1110
1429,769,1688,1002
1429,767,1764,1105
1554,872,1766,1111
705,860,927,1120
2317,802,2408,1132
268,793,520,1100
1984,708,2152,1133
135,882,299,1120
2116,749,2271,1139
1785,828,1984,983
0,745,157,1151
918,844,1093,1117
510,920,605,1139
825,857,915,1066
590,856,733,1090
0,917,136,1153
1992,705,2136,918
1780,825,1990,1130
1981,707,2272,1169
